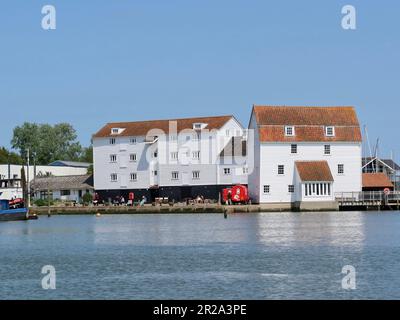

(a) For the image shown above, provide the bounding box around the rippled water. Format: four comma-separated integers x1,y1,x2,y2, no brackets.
1,212,400,300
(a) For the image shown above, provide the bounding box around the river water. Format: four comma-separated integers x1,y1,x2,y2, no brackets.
0,212,399,300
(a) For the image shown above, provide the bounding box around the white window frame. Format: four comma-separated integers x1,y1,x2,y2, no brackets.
130,173,137,181
110,173,118,182
170,152,178,160
223,168,231,175
324,145,331,155
192,171,200,180
285,126,295,137
192,151,200,160
110,138,116,145
171,171,179,180
291,144,297,154
325,126,335,137
130,138,137,145
110,154,117,163
288,185,295,193
263,185,270,194
129,153,137,162
278,165,285,175
338,164,344,175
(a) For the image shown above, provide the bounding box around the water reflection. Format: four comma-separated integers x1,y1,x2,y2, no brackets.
255,212,366,248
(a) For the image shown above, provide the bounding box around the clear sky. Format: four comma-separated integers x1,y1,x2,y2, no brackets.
0,0,399,159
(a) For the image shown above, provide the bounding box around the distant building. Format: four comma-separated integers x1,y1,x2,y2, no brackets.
0,162,89,200
92,115,247,202
32,175,94,203
48,160,92,168
362,157,400,189
248,106,362,210
362,173,394,192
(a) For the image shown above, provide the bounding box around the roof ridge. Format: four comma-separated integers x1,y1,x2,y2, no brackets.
106,115,234,126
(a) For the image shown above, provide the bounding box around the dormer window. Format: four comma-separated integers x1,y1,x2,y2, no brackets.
111,128,125,135
325,126,335,137
193,123,207,130
285,126,295,137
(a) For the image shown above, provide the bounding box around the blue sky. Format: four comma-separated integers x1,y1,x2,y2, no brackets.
0,0,399,158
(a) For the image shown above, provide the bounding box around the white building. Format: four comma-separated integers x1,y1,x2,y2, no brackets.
93,116,247,202
32,175,94,203
0,163,89,200
248,106,362,210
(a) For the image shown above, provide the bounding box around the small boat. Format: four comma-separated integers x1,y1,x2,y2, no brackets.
0,199,30,222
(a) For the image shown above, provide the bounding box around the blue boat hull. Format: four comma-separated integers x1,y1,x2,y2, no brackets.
0,208,29,221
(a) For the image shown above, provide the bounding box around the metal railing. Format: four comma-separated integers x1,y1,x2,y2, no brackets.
335,191,400,205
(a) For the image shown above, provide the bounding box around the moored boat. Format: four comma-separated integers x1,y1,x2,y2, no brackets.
0,199,29,222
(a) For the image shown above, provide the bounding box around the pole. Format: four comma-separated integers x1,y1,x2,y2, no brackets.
27,149,30,208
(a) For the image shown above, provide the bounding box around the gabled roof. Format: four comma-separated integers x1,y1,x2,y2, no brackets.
219,137,247,157
252,106,362,142
31,175,94,191
362,157,400,171
295,161,334,182
93,115,236,138
362,173,394,189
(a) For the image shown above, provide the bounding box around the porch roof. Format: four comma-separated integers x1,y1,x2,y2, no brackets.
295,161,334,182
362,173,393,189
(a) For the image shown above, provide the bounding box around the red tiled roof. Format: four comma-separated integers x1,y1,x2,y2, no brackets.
362,173,394,189
253,106,362,142
295,161,334,182
93,115,235,138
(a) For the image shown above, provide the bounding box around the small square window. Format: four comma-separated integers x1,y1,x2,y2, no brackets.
285,126,295,136
110,138,116,145
291,144,297,154
288,185,295,193
130,138,137,144
324,145,331,155
263,185,270,194
224,168,231,175
130,173,137,181
130,154,137,162
110,174,118,182
110,154,117,163
278,165,285,175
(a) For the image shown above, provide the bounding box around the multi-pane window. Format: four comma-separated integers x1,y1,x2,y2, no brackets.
130,138,137,144
110,154,117,163
192,151,200,159
192,171,200,180
291,144,297,154
61,190,71,196
110,173,118,182
152,170,158,176
243,167,249,174
324,145,331,155
110,138,116,145
325,126,335,137
130,153,137,162
130,173,137,181
288,185,295,193
223,168,231,175
170,152,178,160
278,165,285,175
285,126,295,136
263,185,270,194
338,164,344,174
153,151,158,158
305,183,331,197
111,128,119,134
171,171,179,180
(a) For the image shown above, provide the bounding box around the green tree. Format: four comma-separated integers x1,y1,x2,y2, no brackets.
11,122,84,165
0,147,23,164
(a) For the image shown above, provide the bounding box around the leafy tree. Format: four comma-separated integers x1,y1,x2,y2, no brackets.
0,147,23,164
11,122,85,165
80,145,93,163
